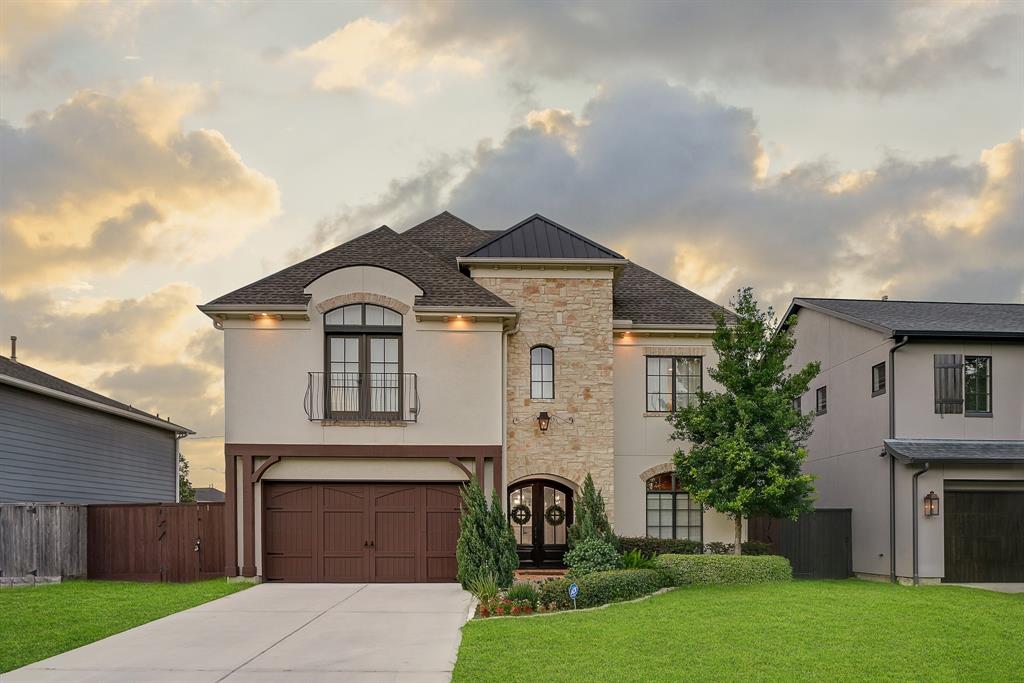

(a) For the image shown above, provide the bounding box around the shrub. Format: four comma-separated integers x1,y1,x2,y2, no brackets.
456,479,519,588
466,572,500,604
617,536,703,556
505,581,540,609
704,540,774,555
620,549,657,570
655,554,792,586
567,473,616,548
540,569,667,610
565,537,621,577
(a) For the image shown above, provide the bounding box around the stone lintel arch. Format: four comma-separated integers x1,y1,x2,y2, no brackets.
508,472,579,492
638,461,675,482
315,292,411,315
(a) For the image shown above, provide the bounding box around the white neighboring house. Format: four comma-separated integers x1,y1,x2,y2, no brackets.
784,298,1024,584
200,211,745,583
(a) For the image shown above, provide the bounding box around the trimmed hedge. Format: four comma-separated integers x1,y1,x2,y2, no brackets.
539,569,667,610
705,541,774,556
617,536,702,556
655,554,792,586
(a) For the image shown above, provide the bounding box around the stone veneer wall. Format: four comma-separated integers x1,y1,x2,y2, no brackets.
474,276,616,520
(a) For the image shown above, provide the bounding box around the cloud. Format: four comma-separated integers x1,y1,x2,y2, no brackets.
395,1,1021,94
304,79,1022,310
0,78,280,293
294,17,484,102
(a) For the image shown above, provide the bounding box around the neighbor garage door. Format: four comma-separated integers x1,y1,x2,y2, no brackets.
263,482,461,582
944,490,1024,582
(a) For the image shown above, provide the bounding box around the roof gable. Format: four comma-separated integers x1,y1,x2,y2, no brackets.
463,214,624,260
402,211,493,270
613,262,735,326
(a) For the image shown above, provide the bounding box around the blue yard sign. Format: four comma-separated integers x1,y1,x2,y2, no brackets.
568,582,579,608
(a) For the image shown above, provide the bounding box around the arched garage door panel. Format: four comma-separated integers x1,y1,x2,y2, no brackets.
264,482,461,582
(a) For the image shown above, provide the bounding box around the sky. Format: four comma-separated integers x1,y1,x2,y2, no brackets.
1,1,1022,489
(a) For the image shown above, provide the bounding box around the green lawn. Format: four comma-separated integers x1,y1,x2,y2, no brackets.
0,579,250,673
454,580,1024,682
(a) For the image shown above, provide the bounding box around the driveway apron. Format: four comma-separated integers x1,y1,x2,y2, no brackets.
5,583,474,683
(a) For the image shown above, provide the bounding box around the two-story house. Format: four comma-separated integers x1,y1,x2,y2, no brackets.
784,299,1024,584
200,212,742,583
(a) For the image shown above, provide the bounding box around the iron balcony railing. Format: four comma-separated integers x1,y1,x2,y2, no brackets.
305,372,419,422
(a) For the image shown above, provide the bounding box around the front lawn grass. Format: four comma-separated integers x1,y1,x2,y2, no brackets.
454,579,1024,682
0,579,250,673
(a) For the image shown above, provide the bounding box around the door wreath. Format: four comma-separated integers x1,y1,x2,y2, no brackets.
544,504,566,527
510,503,532,525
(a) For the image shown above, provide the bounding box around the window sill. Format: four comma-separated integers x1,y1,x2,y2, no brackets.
321,420,409,427
529,398,556,404
644,412,672,418
965,412,993,418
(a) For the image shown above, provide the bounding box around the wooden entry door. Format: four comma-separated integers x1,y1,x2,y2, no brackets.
263,482,461,582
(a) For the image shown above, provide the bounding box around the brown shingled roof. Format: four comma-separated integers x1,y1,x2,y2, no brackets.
204,225,511,309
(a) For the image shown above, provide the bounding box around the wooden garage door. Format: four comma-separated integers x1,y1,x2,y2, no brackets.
944,491,1024,582
263,482,461,582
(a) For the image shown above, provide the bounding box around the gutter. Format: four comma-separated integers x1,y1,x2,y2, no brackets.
887,335,910,583
911,462,930,586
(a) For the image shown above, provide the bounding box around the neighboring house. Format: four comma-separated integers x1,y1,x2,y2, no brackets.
200,211,741,583
784,299,1024,584
194,486,225,502
0,353,193,504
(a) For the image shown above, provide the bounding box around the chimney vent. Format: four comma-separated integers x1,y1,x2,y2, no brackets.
9,336,16,362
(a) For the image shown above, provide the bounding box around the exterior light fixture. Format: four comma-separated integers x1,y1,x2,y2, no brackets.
537,411,551,432
924,491,940,517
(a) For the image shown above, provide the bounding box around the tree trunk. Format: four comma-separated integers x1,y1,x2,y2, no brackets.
733,515,743,555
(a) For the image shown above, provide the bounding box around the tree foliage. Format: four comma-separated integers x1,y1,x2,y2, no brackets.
456,478,519,588
567,473,616,548
670,287,819,554
178,453,196,503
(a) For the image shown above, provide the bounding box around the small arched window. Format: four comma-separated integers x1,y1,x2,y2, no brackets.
646,472,702,541
530,345,554,399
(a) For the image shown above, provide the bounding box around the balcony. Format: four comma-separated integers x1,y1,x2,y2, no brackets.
305,372,419,423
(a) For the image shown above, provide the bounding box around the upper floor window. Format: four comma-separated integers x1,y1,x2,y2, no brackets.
324,304,403,418
871,362,886,397
646,473,702,541
964,356,992,416
816,386,827,415
530,346,554,399
791,396,802,415
646,356,702,412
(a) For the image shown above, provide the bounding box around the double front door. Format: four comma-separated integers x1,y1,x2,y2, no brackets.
508,479,574,566
263,482,461,582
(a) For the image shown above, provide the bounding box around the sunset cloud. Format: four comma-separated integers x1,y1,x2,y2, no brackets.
0,79,280,293
295,17,484,103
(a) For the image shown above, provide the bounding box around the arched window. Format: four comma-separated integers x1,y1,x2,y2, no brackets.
324,304,402,417
646,472,702,541
530,345,554,399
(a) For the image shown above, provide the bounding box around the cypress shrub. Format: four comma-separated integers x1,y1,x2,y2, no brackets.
567,473,616,548
456,479,519,588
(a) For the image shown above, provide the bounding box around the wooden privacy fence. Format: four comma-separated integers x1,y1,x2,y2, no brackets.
0,503,88,581
88,503,225,582
749,508,853,579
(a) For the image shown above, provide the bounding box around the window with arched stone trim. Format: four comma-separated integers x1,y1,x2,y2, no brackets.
324,304,402,417
646,472,702,541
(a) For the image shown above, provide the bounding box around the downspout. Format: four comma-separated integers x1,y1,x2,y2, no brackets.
887,335,909,583
911,462,930,586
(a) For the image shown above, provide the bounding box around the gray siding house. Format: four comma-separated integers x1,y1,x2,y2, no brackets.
784,299,1024,585
0,354,192,503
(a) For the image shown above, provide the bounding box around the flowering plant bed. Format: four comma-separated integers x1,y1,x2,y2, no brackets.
477,597,536,618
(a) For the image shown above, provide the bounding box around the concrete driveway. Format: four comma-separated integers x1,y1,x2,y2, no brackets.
5,583,474,683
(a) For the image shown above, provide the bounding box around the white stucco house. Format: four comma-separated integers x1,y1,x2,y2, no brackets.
200,211,744,582
784,298,1024,584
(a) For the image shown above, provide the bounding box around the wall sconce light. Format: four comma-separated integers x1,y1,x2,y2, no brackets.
514,411,574,432
924,491,940,517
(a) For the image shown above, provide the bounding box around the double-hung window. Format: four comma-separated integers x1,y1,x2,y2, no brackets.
324,304,402,418
933,354,992,417
646,356,702,412
871,362,886,397
530,346,554,399
815,386,828,415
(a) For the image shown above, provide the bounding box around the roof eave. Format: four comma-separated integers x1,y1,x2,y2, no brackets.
0,374,194,434
784,299,894,335
458,257,625,270
883,440,1024,465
